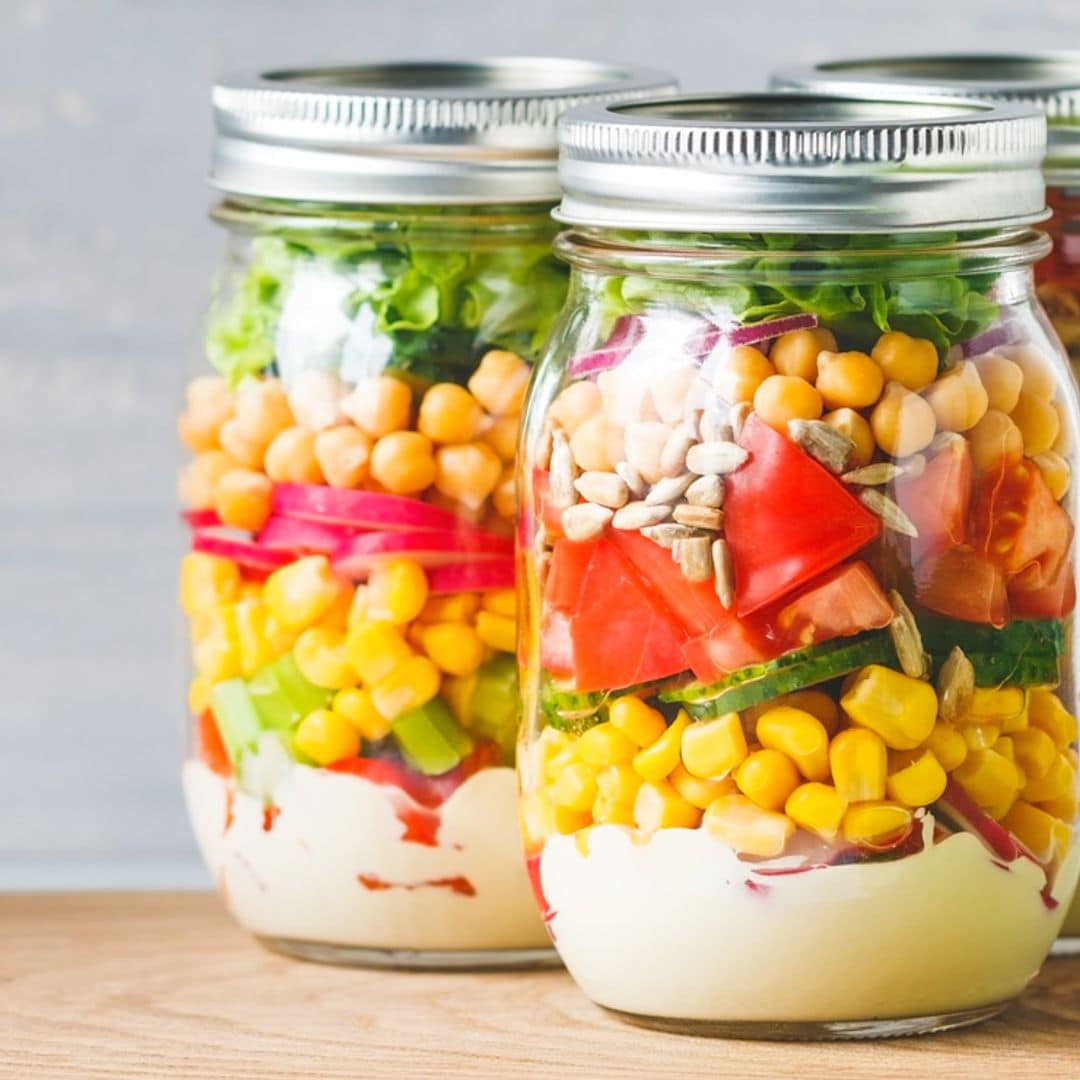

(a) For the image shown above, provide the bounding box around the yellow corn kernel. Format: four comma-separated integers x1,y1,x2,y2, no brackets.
754,706,830,782
520,790,590,845
633,711,690,782
771,327,838,381
829,728,888,803
680,711,748,780
264,555,347,631
475,610,516,653
188,675,214,716
886,749,948,808
1037,790,1079,822
752,374,823,432
366,559,429,625
962,724,1001,752
986,793,1020,822
417,621,486,677
179,552,241,615
1003,801,1063,863
550,762,598,813
1028,689,1079,749
592,793,636,826
1011,727,1057,781
669,764,737,810
545,746,578,784
870,381,938,458
213,467,273,532
418,592,481,623
871,331,939,392
777,690,842,736
443,673,477,725
996,736,1016,763
192,607,242,681
233,598,277,676
417,383,485,445
1011,389,1061,457
481,588,516,618
704,793,795,857
921,361,989,433
953,748,1022,808
332,687,391,741
1022,752,1076,803
596,763,644,805
841,664,938,750
317,585,354,632
971,353,1023,413
345,620,414,687
609,696,668,748
968,409,1025,474
435,442,503,511
964,686,1028,730
785,782,847,840
370,431,438,495
822,408,875,468
577,723,638,768
346,586,371,630
294,708,361,766
293,626,355,690
370,655,441,720
735,748,802,812
816,350,885,410
842,801,914,847
634,780,703,831
927,722,969,772
468,349,531,417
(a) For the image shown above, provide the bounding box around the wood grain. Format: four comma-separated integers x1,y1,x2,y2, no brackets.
0,894,1077,1079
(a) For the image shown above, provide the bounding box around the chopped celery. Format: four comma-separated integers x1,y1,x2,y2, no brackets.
392,700,470,776
247,652,333,731
466,655,519,760
210,679,262,765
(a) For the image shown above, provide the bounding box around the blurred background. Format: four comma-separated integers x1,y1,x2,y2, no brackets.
4,0,1080,889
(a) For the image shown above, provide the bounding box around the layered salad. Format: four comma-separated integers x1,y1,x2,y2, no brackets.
1038,187,1080,376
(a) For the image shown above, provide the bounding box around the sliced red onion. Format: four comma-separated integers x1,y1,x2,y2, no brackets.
961,320,1022,358
934,779,1020,862
567,315,646,378
709,312,819,351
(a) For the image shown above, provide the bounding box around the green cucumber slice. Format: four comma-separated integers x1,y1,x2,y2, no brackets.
539,676,671,735
211,679,262,765
392,699,469,776
661,631,897,720
919,616,1065,687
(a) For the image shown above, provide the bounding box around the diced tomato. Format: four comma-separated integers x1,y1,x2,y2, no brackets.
568,540,689,692
774,561,894,648
683,616,776,683
724,415,881,615
914,546,1008,627
534,470,566,539
540,610,575,677
610,529,731,638
545,539,597,613
893,437,972,563
196,710,232,779
1010,550,1077,618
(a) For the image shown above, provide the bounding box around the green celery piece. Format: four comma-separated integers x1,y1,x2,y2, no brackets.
423,698,474,759
467,655,519,757
392,702,466,776
211,680,262,765
247,653,333,731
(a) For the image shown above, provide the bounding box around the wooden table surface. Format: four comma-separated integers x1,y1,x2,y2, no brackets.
1,892,1077,1079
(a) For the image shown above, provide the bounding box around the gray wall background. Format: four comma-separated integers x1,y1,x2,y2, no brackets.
4,0,1079,889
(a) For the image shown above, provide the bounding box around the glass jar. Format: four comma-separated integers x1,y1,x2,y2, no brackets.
178,59,676,968
518,96,1080,1037
772,53,1080,957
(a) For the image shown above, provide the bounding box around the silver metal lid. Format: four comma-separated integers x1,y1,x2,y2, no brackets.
211,59,677,204
555,94,1048,233
772,54,1080,183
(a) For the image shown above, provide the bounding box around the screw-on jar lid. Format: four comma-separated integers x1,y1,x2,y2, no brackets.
772,54,1080,184
210,58,677,205
555,94,1047,233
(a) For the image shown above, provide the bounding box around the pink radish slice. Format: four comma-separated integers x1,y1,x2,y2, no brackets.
427,559,515,594
181,508,222,529
332,530,512,581
192,531,294,573
273,483,465,533
567,315,647,377
258,515,356,555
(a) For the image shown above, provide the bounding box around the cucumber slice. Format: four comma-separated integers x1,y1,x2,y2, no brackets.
539,676,670,735
661,632,897,720
920,616,1065,687
392,699,469,776
211,679,262,765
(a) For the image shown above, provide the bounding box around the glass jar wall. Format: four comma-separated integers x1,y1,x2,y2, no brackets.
518,96,1080,1035
1038,186,1080,380
179,60,675,967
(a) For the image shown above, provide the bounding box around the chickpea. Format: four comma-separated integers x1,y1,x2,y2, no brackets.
1011,390,1061,456
870,382,937,458
816,350,885,410
770,328,838,381
714,345,776,405
369,431,437,495
264,426,325,485
314,426,373,488
921,361,989,433
341,375,413,438
752,375,823,432
970,353,1023,414
178,450,235,508
468,350,531,416
218,417,269,469
998,344,1055,401
418,383,485,445
823,408,875,468
484,414,520,463
1034,452,1071,501
572,413,623,473
434,442,503,511
233,378,294,446
870,332,938,392
286,370,349,432
1052,400,1071,454
597,368,659,427
213,468,273,532
968,410,1024,474
550,380,603,436
492,465,517,518
178,410,224,453
650,361,700,425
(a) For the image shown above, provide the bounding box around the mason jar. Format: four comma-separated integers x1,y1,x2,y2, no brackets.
178,59,675,968
517,95,1080,1036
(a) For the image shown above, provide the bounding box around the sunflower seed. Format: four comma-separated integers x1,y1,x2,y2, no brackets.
928,431,965,456
888,590,928,679
677,536,714,582
549,430,577,509
700,408,733,445
686,441,749,476
788,419,854,474
646,473,695,505
561,503,613,542
902,454,927,478
685,474,725,508
730,402,752,441
612,501,673,530
673,504,724,530
615,461,646,499
859,489,919,537
711,538,735,608
659,422,696,478
842,463,905,486
641,523,704,548
574,470,630,509
937,647,975,724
